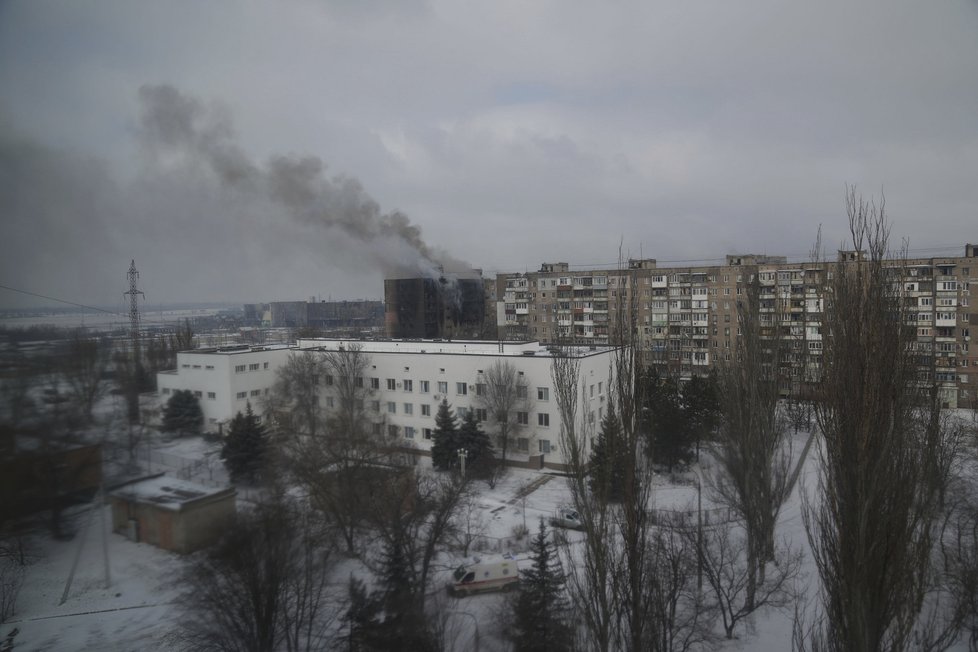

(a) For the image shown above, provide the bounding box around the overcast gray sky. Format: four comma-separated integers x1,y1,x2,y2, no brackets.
1,0,976,310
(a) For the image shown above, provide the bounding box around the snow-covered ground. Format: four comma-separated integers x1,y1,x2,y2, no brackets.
4,425,969,650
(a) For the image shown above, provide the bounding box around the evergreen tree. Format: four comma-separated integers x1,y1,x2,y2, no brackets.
588,407,627,502
430,400,459,470
458,410,494,477
221,402,268,483
645,373,695,470
682,372,720,456
512,520,572,652
344,538,438,651
161,389,204,437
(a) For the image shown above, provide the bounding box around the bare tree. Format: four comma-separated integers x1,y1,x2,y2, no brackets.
694,520,801,639
60,330,110,424
552,346,615,651
710,272,794,611
365,469,469,606
801,188,958,651
478,359,530,487
273,344,385,555
645,527,718,652
554,258,710,652
175,496,338,652
266,351,328,440
450,492,490,557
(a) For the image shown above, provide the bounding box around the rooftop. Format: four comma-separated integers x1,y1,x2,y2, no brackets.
110,474,234,511
295,338,615,358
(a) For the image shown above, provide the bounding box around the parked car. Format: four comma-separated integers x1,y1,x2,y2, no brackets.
550,505,585,531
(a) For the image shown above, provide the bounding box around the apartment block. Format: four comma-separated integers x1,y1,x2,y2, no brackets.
495,245,977,408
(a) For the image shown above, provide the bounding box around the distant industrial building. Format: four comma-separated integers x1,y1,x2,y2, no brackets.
244,300,384,331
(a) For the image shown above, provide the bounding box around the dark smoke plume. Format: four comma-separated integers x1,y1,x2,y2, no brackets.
137,84,474,280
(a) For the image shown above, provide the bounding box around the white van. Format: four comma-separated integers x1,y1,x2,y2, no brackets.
448,554,520,596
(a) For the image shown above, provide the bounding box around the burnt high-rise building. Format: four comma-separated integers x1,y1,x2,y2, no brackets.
384,274,486,339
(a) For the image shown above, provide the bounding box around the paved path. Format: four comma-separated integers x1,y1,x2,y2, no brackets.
506,474,554,505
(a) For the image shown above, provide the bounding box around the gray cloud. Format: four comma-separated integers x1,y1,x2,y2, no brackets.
1,1,976,308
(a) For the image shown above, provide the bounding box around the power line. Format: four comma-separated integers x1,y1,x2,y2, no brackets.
0,282,198,330
0,283,124,316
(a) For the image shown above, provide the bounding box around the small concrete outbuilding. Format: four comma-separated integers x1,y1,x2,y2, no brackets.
109,474,236,554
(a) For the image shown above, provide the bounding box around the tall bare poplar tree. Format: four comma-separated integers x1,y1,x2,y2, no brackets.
478,359,529,487
802,189,955,651
711,272,793,609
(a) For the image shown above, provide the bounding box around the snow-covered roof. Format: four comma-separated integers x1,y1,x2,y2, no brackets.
295,338,615,359
110,474,234,511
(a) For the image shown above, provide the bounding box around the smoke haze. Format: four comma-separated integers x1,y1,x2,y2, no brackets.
0,86,475,311
137,84,473,281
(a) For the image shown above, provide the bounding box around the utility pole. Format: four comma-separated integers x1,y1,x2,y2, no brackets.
124,260,144,424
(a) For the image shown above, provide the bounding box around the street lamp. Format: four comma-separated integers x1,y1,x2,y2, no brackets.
458,448,467,478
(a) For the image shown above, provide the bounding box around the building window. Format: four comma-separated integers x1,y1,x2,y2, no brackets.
438,381,448,394
162,388,171,395
387,402,396,414
371,400,380,412
475,408,487,422
326,396,334,408
421,404,431,417
537,387,549,401
249,363,260,371
403,379,413,392
236,391,247,399
517,411,529,425
388,425,399,438
355,376,364,388
420,380,430,393
476,383,487,397
457,407,469,419
250,389,261,397
325,374,334,386
371,377,380,390
192,364,201,369
517,438,529,452
193,390,202,398
404,426,415,439
387,378,396,390
372,422,382,435
538,413,550,427
517,385,528,399
539,439,551,454
404,403,413,415
263,362,269,369
423,428,433,440
235,365,246,373
456,382,468,395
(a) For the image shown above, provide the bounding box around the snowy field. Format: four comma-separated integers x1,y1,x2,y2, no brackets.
3,425,970,650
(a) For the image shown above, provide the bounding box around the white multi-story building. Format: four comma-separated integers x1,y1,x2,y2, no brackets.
157,344,294,432
158,339,618,470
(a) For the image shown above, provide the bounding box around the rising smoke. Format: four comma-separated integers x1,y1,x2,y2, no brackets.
137,84,475,281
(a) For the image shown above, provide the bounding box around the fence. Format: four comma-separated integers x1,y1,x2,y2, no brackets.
143,449,227,488
648,505,740,530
